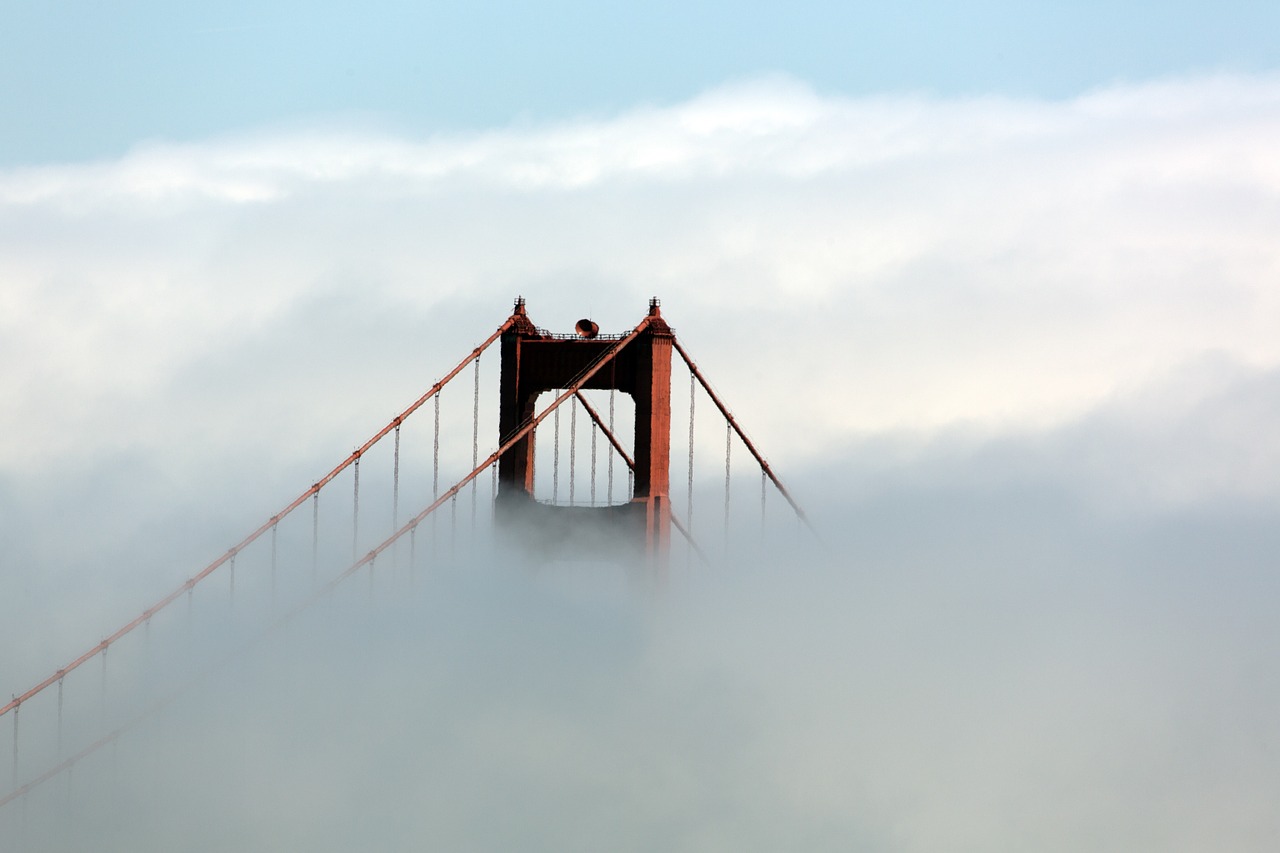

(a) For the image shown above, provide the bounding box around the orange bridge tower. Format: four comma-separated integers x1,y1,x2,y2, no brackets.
495,297,673,560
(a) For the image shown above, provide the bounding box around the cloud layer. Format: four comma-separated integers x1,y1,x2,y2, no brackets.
3,73,1280,474
3,74,1280,851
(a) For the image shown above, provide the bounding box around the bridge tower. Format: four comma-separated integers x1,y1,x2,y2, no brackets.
496,297,673,560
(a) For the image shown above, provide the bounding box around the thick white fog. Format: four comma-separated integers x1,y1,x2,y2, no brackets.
3,75,1280,850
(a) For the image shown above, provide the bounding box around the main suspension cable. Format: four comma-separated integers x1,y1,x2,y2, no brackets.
672,339,816,536
572,390,708,566
2,318,650,811
0,317,514,723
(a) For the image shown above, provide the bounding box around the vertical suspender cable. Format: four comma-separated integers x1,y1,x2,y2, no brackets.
688,372,696,534
229,552,236,603
270,520,278,605
0,320,513,741
471,356,480,526
673,338,815,535
392,424,401,578
409,524,417,582
433,393,440,545
352,456,360,563
761,470,767,541
553,405,561,502
392,425,401,533
569,402,577,505
433,393,441,500
590,416,598,506
11,705,18,787
311,490,319,587
57,677,64,759
608,390,615,503
688,372,697,567
725,422,732,548
100,647,107,724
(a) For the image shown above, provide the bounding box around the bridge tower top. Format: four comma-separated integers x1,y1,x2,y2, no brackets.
496,298,673,559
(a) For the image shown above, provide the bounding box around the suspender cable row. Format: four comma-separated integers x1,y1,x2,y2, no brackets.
0,311,822,816
0,319,512,724
672,339,815,535
1,314,662,809
571,390,709,567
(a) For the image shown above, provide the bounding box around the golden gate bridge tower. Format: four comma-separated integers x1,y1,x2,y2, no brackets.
1,297,815,831
496,297,675,559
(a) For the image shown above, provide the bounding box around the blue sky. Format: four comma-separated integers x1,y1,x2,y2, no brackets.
3,0,1279,163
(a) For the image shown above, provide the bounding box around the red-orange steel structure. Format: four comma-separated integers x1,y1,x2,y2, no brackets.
495,297,674,560
3,296,818,814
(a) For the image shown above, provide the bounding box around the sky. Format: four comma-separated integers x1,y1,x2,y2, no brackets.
3,1,1280,850
4,0,1280,164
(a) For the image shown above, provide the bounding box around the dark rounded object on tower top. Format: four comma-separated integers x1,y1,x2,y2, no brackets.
575,319,599,339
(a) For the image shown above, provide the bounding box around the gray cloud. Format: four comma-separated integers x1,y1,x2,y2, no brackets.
3,74,1280,850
